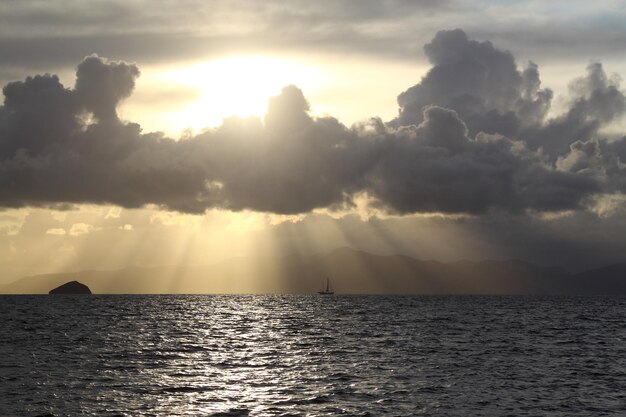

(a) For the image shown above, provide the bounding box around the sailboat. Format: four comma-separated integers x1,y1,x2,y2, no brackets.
318,277,334,295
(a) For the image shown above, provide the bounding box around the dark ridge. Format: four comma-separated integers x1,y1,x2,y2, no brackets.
2,249,625,295
49,281,92,295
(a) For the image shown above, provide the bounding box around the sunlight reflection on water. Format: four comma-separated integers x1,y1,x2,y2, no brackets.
1,295,626,416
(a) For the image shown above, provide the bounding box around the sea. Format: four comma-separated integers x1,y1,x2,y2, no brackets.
1,295,625,416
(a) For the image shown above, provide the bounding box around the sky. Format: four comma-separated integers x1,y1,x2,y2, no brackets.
2,0,626,285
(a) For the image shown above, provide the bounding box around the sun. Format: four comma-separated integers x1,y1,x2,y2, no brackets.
159,56,326,132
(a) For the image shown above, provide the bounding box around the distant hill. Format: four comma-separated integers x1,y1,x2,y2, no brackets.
2,247,625,294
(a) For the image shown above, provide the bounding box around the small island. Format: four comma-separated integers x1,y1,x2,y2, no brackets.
49,281,92,295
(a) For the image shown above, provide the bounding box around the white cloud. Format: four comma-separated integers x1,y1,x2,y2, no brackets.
69,223,100,236
0,209,29,236
105,207,122,219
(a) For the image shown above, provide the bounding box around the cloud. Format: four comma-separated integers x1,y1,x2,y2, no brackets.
393,28,554,136
3,1,626,74
519,63,626,156
69,223,99,236
74,55,140,122
0,1,453,69
369,106,601,214
393,30,626,161
0,31,625,217
0,209,28,236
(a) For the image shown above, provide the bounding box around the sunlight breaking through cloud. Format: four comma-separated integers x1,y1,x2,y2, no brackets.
1,32,626,218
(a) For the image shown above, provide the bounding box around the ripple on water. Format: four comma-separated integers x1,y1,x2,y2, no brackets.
1,295,626,416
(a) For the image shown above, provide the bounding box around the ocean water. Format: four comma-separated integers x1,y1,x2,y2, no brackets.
1,295,625,416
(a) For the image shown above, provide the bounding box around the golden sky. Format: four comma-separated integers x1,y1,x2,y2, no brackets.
2,1,626,289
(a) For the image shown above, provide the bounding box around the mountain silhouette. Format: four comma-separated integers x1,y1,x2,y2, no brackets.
2,247,625,294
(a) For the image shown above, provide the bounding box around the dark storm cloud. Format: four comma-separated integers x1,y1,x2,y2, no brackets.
74,55,140,121
1,30,625,216
393,29,626,158
3,1,626,80
370,107,600,214
469,25,626,65
0,33,268,70
5,1,626,75
393,29,553,136
520,63,626,156
0,0,453,70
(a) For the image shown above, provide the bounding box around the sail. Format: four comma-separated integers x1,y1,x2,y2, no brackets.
318,277,334,295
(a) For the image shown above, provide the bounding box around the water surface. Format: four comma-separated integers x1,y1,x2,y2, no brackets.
1,295,625,416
